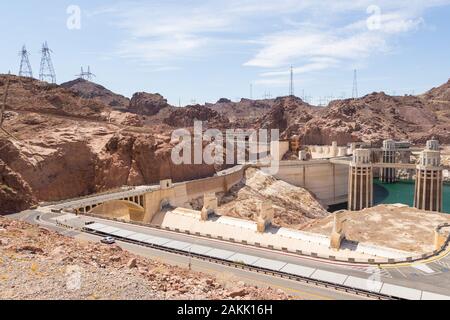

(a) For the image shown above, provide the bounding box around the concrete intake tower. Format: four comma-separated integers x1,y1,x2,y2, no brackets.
380,139,396,183
348,148,373,211
414,140,443,212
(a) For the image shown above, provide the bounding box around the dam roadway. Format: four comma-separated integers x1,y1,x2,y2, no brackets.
10,209,450,300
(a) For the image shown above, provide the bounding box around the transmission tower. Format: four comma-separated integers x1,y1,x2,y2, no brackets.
352,69,358,99
19,45,33,78
39,42,56,84
289,65,294,96
76,66,96,81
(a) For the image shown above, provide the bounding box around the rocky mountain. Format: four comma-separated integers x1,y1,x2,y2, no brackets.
2,74,450,214
423,79,450,103
163,104,230,128
254,81,450,145
207,98,275,125
0,75,220,214
255,96,320,138
61,78,130,110
129,92,172,116
298,90,450,145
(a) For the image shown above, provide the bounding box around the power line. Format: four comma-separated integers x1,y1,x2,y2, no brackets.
19,45,33,78
289,65,294,96
39,41,56,84
76,66,96,81
352,69,358,99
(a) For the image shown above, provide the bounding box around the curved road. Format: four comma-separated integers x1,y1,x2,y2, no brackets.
10,209,450,300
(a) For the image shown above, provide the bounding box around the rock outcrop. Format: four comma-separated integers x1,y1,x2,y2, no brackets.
256,96,319,138
253,81,450,145
129,92,171,116
61,78,130,110
0,160,35,214
0,75,220,212
216,168,328,229
299,92,450,145
163,104,230,128
207,98,274,125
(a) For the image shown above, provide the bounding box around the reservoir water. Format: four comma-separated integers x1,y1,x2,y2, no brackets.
329,180,450,213
373,179,450,214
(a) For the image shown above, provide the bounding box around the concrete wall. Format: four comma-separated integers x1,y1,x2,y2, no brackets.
307,143,348,159
90,200,144,222
262,160,349,206
271,141,290,161
142,165,247,223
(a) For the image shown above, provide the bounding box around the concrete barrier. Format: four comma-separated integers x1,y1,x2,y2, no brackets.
70,206,450,266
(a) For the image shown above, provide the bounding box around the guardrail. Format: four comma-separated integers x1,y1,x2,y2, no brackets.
40,186,136,207
63,210,450,267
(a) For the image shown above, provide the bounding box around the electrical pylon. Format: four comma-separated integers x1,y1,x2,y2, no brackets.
352,69,358,99
19,45,33,78
39,41,56,84
289,66,294,96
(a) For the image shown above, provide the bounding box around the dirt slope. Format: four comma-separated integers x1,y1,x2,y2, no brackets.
215,168,329,229
0,216,290,300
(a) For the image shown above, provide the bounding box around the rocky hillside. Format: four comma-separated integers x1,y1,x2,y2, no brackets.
0,160,35,214
423,79,450,104
129,92,172,116
164,104,230,128
299,91,450,145
255,96,320,138
2,73,450,214
0,75,220,214
0,216,290,300
216,168,328,229
207,98,274,125
61,78,130,111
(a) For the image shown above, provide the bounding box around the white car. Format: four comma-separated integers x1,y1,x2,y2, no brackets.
100,237,116,245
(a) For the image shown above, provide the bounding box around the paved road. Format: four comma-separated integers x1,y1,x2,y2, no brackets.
10,210,369,300
10,209,450,299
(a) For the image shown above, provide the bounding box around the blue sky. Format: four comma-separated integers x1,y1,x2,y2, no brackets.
1,0,450,106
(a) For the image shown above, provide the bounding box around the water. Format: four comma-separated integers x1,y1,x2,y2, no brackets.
328,180,450,213
373,179,450,214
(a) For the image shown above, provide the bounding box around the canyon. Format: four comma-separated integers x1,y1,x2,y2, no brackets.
1,74,450,215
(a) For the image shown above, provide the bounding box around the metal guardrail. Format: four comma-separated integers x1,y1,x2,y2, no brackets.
40,186,136,207
71,211,450,266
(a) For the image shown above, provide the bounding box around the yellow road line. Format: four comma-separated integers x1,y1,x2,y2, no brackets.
380,247,450,269
192,264,334,301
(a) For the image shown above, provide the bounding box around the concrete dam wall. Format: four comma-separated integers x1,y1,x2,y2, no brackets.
261,160,349,207
84,160,349,223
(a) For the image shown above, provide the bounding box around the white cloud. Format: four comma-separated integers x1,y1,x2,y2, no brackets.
260,58,339,77
93,0,450,73
244,30,389,68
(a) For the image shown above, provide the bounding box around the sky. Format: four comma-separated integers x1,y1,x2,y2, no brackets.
1,0,450,106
